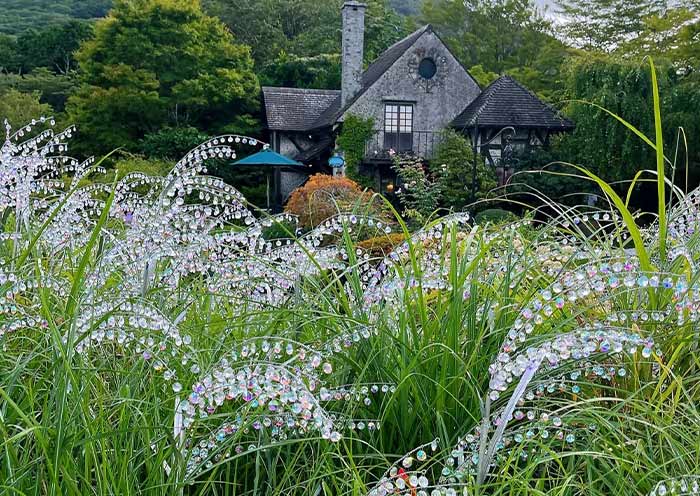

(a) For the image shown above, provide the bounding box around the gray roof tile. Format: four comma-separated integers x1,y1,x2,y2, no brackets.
452,75,574,130
262,87,340,132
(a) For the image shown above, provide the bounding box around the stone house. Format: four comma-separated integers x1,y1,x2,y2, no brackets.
261,1,574,207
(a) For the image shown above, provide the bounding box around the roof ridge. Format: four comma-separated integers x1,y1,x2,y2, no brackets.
262,86,340,95
372,24,430,57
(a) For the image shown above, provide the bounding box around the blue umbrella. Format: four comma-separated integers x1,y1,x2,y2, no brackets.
233,148,304,167
232,148,306,210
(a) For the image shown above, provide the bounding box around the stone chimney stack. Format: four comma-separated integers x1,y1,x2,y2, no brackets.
341,1,366,108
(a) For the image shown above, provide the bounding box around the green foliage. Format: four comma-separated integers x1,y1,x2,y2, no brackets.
392,131,498,221
206,161,268,208
0,34,19,72
0,69,78,112
474,208,519,225
623,6,700,68
555,0,668,53
392,153,445,222
101,155,172,181
0,0,111,36
260,52,341,90
0,88,53,129
203,0,412,83
261,218,298,240
467,64,498,87
67,0,260,155
558,58,697,203
421,0,572,99
511,55,700,212
388,0,421,15
430,129,497,209
138,126,210,160
202,0,338,66
336,114,375,186
512,144,596,205
13,21,94,74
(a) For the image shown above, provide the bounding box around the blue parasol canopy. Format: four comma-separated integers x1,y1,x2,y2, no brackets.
232,148,304,167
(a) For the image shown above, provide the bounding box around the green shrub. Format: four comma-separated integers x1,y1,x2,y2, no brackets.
0,88,52,130
138,126,210,160
336,114,375,188
474,208,518,225
430,129,497,209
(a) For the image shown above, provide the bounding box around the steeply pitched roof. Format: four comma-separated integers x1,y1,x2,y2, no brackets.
310,25,433,129
294,135,335,162
452,75,574,130
261,87,340,132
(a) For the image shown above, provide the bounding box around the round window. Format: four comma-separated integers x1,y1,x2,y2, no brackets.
418,57,437,79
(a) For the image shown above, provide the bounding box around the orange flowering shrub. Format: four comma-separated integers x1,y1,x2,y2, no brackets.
285,174,388,229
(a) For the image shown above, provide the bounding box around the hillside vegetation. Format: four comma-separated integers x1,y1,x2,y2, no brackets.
0,0,111,35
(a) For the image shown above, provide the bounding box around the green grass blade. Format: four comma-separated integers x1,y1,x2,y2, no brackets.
649,58,667,259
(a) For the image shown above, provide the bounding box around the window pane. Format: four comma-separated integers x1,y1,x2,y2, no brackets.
400,105,412,133
385,103,412,134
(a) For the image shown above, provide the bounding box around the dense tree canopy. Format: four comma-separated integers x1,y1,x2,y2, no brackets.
555,0,667,52
517,56,700,211
0,0,111,36
66,0,259,153
421,0,573,99
202,0,412,88
0,89,53,130
0,69,77,112
12,21,94,74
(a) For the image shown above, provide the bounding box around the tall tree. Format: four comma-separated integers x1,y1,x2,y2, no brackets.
203,0,411,88
0,89,53,130
554,0,667,52
527,56,700,208
0,34,19,72
622,6,700,68
202,0,335,66
421,0,571,98
14,20,94,74
66,0,259,154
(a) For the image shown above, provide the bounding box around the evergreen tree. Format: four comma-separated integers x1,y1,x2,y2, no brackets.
66,0,259,154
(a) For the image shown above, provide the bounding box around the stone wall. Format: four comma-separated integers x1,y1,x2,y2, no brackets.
341,29,481,155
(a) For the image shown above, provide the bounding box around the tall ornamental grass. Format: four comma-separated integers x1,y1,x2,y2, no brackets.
1,63,700,495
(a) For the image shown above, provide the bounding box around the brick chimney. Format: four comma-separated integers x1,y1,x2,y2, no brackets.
341,1,366,108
